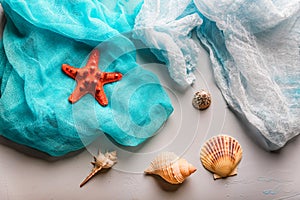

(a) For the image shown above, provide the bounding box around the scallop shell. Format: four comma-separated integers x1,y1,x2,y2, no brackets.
200,135,242,179
192,90,211,110
144,152,197,184
80,150,117,187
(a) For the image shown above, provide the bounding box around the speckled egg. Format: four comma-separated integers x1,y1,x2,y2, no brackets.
192,90,211,110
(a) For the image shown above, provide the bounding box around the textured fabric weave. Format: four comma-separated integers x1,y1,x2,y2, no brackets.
134,0,300,150
195,0,300,150
134,0,203,87
0,0,173,156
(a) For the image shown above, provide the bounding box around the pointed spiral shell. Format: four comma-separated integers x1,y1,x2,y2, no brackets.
80,150,117,187
200,135,242,179
94,150,117,169
144,152,197,184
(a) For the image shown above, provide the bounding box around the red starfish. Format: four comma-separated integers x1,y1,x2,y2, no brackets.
62,49,122,106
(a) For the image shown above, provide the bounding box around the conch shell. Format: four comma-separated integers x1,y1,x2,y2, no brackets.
80,150,117,187
200,135,242,179
144,152,197,184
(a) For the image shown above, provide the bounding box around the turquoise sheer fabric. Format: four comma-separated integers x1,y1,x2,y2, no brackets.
0,0,173,156
1,0,299,156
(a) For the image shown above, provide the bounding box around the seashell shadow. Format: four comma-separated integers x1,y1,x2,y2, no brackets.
144,173,184,192
0,136,84,161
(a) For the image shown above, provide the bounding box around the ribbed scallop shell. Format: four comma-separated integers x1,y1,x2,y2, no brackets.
200,135,242,179
144,152,197,184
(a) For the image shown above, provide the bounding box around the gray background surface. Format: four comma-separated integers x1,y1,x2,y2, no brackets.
0,10,299,199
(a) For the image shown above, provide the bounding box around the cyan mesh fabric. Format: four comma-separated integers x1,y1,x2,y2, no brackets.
0,0,173,157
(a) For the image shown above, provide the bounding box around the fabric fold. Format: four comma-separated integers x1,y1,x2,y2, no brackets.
134,0,300,150
133,0,203,87
195,0,300,150
0,1,173,156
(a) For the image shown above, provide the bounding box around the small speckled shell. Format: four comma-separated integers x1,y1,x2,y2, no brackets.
192,90,211,110
200,135,242,179
145,152,197,184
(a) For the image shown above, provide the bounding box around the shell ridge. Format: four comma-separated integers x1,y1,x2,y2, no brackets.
145,152,196,184
200,135,243,179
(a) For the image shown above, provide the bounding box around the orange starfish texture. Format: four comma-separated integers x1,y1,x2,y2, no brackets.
62,49,123,106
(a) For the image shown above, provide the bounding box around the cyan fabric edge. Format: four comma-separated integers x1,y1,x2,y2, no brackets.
0,1,173,157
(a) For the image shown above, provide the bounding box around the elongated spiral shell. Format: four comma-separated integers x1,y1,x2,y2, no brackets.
144,152,197,184
80,150,117,187
200,135,242,179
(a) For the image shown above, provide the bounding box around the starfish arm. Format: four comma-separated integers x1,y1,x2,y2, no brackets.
62,49,122,106
102,72,123,84
86,49,100,68
62,64,78,79
95,85,108,106
68,85,88,103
